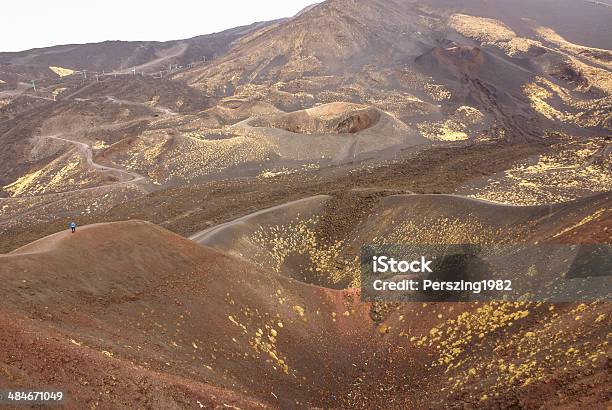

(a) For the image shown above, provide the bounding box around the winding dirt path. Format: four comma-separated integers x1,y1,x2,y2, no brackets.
105,43,188,75
43,134,147,185
187,193,542,246
0,134,149,225
1,94,179,202
189,195,331,244
105,96,177,116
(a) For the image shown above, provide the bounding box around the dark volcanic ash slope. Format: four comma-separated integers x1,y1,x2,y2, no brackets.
2,0,611,200
176,0,612,139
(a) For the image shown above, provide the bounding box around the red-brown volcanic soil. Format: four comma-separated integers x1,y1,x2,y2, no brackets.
1,220,610,409
0,0,611,407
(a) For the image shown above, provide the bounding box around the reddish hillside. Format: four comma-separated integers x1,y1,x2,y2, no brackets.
1,220,609,408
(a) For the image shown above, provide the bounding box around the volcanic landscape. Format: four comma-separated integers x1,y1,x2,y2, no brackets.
0,0,611,408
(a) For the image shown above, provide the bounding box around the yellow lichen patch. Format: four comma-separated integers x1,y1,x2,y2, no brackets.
417,106,483,141
249,320,292,375
292,305,305,317
3,149,104,197
464,137,612,205
421,301,611,400
448,14,516,43
531,23,612,71
49,66,75,77
52,87,67,97
523,76,611,128
249,215,346,284
448,13,542,58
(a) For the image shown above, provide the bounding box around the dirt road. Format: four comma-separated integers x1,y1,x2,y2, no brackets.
189,195,331,244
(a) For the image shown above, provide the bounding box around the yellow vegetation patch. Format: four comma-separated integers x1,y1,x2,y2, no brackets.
465,138,612,205
52,87,67,97
249,320,291,374
423,83,451,101
417,119,469,141
120,130,275,185
292,305,305,317
531,24,612,70
448,13,543,57
49,66,75,77
552,208,607,238
523,76,611,128
417,106,483,141
92,140,110,150
3,151,102,197
3,168,45,197
426,301,611,399
250,215,346,284
448,14,515,43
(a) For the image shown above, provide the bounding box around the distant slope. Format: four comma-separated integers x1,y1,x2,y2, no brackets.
178,0,612,90
424,0,612,49
0,20,280,81
174,0,611,142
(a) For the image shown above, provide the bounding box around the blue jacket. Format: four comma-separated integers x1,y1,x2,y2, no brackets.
70,222,76,228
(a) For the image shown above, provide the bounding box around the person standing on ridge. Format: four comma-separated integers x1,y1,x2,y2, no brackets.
70,221,76,233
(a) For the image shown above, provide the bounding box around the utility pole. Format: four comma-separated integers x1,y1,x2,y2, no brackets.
83,70,87,80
